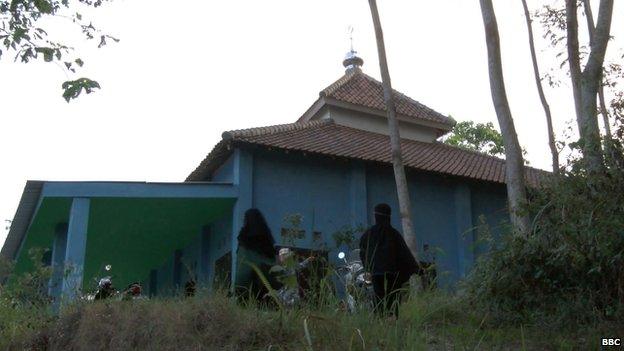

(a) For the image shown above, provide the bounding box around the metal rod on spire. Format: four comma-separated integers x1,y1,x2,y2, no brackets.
343,25,363,73
348,25,354,51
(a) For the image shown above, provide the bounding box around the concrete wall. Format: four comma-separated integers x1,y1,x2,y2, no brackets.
470,182,509,256
247,149,508,286
212,154,235,182
252,150,353,250
133,148,509,295
326,106,440,143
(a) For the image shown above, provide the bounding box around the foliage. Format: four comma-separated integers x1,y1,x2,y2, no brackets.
281,213,304,246
1,244,620,349
331,224,365,250
0,0,116,101
535,1,623,125
0,289,616,350
443,121,506,158
61,77,101,102
3,247,53,306
0,248,54,350
467,143,624,326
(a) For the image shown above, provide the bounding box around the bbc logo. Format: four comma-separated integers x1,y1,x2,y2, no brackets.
602,338,621,346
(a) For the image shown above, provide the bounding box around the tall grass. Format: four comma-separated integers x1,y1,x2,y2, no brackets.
2,243,620,350
2,286,616,350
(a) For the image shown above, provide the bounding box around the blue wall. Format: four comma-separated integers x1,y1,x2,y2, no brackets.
161,147,509,293
252,151,353,250
470,182,509,256
246,149,508,286
212,155,235,183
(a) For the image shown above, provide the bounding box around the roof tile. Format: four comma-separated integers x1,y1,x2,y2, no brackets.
187,120,546,186
320,71,455,127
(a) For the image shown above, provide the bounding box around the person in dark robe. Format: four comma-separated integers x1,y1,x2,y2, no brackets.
359,203,420,317
235,208,278,303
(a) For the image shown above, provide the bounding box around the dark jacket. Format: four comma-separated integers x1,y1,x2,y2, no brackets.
359,223,419,284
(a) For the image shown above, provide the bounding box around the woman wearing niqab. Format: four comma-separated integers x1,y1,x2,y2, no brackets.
235,208,277,301
359,203,419,316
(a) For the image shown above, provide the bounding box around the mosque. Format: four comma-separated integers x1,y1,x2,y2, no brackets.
1,51,544,299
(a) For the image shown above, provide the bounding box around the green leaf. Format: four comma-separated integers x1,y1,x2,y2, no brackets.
61,78,101,102
35,47,54,62
13,27,27,44
34,0,53,14
98,35,106,48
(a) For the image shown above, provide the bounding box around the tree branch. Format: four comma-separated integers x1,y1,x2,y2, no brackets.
582,0,614,81
566,0,583,119
582,0,613,139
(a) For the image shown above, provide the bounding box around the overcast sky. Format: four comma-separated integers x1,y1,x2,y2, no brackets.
1,0,622,247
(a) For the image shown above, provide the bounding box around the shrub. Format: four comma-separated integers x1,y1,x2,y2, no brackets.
467,147,624,326
0,248,55,350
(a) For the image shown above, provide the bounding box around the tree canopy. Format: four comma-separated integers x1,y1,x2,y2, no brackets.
1,0,116,101
443,121,506,158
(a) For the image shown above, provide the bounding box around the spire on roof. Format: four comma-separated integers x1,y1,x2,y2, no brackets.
343,26,363,73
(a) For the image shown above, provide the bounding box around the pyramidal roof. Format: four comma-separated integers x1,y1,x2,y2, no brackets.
186,62,547,185
299,70,456,128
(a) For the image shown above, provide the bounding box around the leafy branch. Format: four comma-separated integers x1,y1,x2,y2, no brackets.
1,0,116,101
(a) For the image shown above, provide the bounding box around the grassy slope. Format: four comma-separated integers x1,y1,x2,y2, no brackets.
3,291,616,351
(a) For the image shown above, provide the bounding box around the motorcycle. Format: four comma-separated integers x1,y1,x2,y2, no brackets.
271,248,316,308
121,282,145,301
85,277,145,301
83,276,117,301
335,249,375,313
83,263,145,301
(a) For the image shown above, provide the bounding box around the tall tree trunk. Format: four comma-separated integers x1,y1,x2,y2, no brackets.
521,0,559,175
367,0,418,257
566,0,613,173
582,0,613,141
479,0,531,235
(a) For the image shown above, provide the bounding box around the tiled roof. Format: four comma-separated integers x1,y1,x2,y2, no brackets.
1,181,43,260
186,120,546,186
319,71,455,127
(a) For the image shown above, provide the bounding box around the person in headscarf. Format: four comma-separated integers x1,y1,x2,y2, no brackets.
359,203,419,317
235,208,278,302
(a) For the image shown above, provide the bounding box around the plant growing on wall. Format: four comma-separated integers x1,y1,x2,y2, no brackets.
280,213,304,247
332,224,366,250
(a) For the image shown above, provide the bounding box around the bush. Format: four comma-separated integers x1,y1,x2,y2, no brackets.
0,248,55,350
467,147,624,326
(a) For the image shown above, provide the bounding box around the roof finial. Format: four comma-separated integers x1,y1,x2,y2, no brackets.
343,25,363,73
348,25,354,51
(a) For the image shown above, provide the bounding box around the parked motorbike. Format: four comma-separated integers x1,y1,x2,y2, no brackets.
271,248,316,308
121,282,145,301
85,278,145,301
335,249,374,313
83,276,117,301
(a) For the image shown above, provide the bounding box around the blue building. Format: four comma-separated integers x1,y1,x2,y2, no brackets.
1,52,543,299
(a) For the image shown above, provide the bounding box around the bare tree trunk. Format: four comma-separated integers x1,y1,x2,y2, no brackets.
566,0,613,173
521,0,559,175
367,0,418,257
479,0,531,235
582,0,613,140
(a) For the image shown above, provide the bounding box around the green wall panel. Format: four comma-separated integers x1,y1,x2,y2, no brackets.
13,197,72,276
83,198,234,291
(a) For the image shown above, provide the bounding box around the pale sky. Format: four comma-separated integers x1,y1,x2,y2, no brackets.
0,0,622,247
